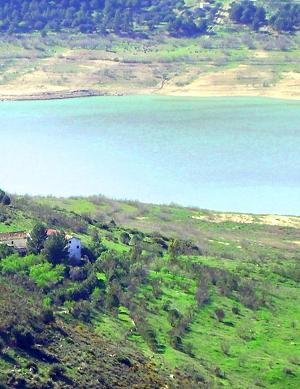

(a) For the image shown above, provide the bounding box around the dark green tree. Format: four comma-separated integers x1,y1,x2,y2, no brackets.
27,223,48,255
43,232,68,265
0,189,10,205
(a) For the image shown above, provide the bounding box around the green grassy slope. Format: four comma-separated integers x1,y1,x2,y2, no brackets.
0,195,300,388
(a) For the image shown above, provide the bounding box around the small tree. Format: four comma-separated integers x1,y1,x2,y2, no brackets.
0,338,5,354
221,340,230,356
0,189,11,205
119,232,130,245
43,233,68,265
0,189,5,202
195,278,209,306
27,223,47,255
0,244,14,260
215,308,225,322
168,239,181,260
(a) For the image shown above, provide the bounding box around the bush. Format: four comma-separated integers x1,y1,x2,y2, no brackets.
215,309,225,322
69,266,87,281
12,325,35,349
0,244,14,260
0,337,5,353
0,189,11,205
220,340,230,356
72,301,92,322
42,309,55,324
49,364,66,380
232,306,240,315
29,262,65,289
1,254,42,274
119,232,131,245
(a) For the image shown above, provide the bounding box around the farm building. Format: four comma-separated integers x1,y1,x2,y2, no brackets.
66,235,82,264
0,229,82,263
0,231,28,255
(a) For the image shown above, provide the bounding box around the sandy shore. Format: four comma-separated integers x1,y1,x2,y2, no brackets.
1,67,300,101
2,85,300,102
0,89,122,101
1,88,300,101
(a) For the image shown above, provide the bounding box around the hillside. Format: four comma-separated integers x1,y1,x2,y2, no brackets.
0,0,300,100
1,193,300,388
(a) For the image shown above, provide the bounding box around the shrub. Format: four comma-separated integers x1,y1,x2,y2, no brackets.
0,338,5,353
29,262,65,289
215,309,225,322
119,232,131,245
42,309,55,324
49,364,66,380
72,301,92,322
0,244,14,260
12,325,35,349
195,279,209,306
69,266,87,282
232,306,240,315
220,340,231,356
0,189,11,205
1,254,43,274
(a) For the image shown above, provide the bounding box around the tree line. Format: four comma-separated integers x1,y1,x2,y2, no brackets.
0,0,212,37
0,0,298,37
230,0,300,32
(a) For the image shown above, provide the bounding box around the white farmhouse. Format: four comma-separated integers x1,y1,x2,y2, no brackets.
66,235,82,264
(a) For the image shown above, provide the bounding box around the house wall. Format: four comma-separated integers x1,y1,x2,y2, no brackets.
67,237,81,264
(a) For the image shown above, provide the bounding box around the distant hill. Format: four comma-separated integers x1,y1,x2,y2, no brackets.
0,0,299,37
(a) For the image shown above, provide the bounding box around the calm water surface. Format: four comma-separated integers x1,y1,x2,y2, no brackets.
1,96,299,215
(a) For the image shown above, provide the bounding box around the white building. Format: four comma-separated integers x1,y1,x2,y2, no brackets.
66,236,82,265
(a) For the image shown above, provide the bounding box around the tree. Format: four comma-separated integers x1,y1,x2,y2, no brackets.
0,189,10,205
119,232,131,245
230,3,244,22
129,244,142,262
27,223,47,255
43,232,68,265
195,278,209,306
113,9,122,33
215,308,225,322
0,244,14,260
168,239,181,260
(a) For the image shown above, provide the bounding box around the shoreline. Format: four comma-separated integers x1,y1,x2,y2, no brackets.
0,89,122,102
1,88,300,102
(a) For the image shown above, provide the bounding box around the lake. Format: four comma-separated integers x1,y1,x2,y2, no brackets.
0,96,299,215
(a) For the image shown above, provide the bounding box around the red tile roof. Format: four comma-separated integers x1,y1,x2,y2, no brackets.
46,229,59,236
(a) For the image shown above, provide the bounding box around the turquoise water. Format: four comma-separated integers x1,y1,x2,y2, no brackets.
0,96,299,215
